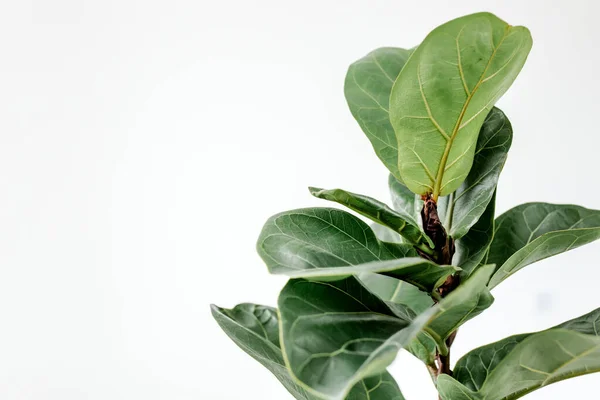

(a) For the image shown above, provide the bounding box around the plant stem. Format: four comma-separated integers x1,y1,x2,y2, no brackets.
420,194,458,400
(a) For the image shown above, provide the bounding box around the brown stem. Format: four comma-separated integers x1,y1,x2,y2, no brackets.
419,195,459,400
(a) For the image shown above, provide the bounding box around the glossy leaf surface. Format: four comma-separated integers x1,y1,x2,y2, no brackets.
269,257,456,294
257,207,456,292
486,203,600,288
442,107,511,239
345,47,411,180
278,277,432,399
453,192,496,279
359,273,433,314
438,308,600,400
278,268,495,398
257,207,414,274
424,264,495,349
211,303,405,400
389,12,531,198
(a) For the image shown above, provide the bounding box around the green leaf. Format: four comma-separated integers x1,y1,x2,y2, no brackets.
453,191,496,279
358,270,437,366
211,303,314,399
391,107,512,241
486,203,600,289
345,374,406,400
278,266,495,398
389,174,421,224
370,223,404,244
270,256,455,294
359,273,433,314
438,308,600,400
257,207,456,292
389,12,531,199
424,264,495,351
257,207,414,272
278,277,436,400
308,187,432,247
439,108,512,239
211,303,405,400
345,47,412,180
436,376,476,400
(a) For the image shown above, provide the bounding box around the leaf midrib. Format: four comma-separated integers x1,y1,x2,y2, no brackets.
432,25,511,200
477,331,600,400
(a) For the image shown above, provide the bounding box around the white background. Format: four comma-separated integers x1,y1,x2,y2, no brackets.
1,0,599,399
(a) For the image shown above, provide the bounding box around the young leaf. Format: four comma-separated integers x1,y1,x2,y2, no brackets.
389,12,531,199
453,191,496,279
257,207,415,273
211,303,405,400
345,47,412,180
438,108,512,239
278,277,436,400
486,203,600,289
308,187,433,248
438,308,600,400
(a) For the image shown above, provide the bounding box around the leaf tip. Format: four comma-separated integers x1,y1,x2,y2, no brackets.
308,186,324,196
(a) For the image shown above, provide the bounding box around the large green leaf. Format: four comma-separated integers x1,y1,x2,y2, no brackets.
309,187,432,248
424,264,495,352
344,47,411,180
438,308,600,400
453,191,496,279
257,207,455,292
358,272,437,365
211,303,405,400
486,203,600,289
357,257,438,367
257,207,413,271
278,277,431,399
389,12,531,199
391,107,512,242
439,108,511,239
278,267,495,398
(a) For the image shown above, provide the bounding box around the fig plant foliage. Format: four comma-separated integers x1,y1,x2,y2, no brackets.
211,12,600,400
